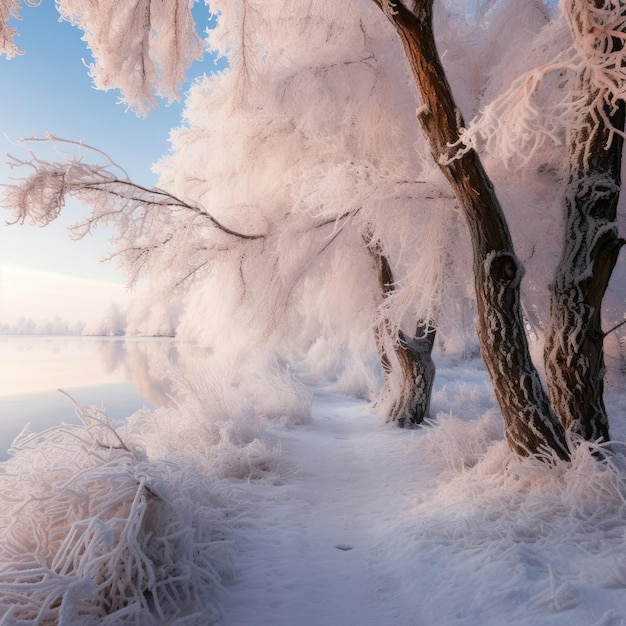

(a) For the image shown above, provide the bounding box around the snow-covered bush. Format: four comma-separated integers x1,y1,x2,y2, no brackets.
0,353,310,623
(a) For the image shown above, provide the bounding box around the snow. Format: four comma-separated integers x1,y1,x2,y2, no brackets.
219,365,626,626
218,386,422,626
2,356,626,624
3,0,626,621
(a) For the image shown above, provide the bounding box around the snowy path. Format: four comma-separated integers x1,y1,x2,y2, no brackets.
218,384,429,626
217,371,626,626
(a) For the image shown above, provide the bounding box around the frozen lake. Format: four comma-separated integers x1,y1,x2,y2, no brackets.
0,336,201,460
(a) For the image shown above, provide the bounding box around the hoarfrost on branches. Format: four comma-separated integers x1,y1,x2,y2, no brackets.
458,0,626,169
0,0,203,113
153,0,470,358
56,0,204,114
3,136,265,289
0,0,23,58
0,396,231,624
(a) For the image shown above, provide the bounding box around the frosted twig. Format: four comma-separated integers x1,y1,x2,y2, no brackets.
57,389,129,452
21,134,131,180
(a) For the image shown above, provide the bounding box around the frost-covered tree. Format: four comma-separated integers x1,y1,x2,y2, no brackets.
370,0,626,458
151,1,455,423
2,0,626,460
0,0,202,113
5,0,458,426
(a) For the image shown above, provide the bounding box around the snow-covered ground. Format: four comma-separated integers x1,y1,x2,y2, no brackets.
1,357,626,624
220,365,626,626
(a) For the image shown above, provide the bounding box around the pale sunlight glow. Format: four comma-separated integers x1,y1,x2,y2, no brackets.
0,265,128,324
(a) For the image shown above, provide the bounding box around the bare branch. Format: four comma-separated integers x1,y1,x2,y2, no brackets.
3,136,266,241
81,178,265,240
603,317,626,339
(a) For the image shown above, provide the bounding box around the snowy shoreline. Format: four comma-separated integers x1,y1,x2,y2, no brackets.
1,357,626,624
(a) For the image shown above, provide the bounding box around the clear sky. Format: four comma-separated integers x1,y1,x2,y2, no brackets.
0,2,214,325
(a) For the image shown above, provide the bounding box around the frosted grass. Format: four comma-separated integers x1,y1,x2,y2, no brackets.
0,359,311,624
1,351,626,624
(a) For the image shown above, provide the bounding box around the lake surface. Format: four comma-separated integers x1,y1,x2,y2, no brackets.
0,336,202,460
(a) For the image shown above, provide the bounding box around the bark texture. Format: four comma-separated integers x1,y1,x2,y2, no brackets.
544,76,625,443
368,238,436,426
393,324,436,427
374,0,569,459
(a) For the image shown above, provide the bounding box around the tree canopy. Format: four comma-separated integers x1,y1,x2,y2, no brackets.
2,0,626,456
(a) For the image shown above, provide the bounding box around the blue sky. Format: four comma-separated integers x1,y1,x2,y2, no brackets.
0,1,216,324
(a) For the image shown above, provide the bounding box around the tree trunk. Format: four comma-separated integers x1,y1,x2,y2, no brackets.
368,236,436,426
544,73,625,443
393,324,436,427
374,0,569,459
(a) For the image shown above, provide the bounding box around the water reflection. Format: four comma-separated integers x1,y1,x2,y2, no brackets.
0,336,207,459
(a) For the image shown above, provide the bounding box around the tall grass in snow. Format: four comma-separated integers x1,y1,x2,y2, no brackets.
0,359,311,624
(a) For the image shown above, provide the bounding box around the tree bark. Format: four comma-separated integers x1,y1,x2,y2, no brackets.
544,73,625,443
374,0,569,459
368,236,436,426
393,323,436,427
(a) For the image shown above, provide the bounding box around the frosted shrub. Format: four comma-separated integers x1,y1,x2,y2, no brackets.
406,411,626,599
0,399,232,625
416,411,505,476
243,362,313,426
0,342,310,623
123,357,311,482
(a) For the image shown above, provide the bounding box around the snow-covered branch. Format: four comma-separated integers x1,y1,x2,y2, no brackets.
54,0,204,115
1,137,271,292
0,0,23,58
3,137,265,240
1,0,203,113
457,0,626,169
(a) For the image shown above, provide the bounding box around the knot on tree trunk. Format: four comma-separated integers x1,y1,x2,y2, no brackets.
484,250,524,288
